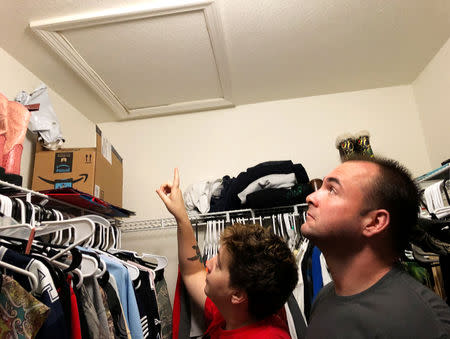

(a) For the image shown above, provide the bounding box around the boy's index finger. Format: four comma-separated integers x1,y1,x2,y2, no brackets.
174,168,180,187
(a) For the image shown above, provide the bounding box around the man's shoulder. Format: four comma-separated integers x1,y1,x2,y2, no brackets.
307,267,450,338
393,268,450,323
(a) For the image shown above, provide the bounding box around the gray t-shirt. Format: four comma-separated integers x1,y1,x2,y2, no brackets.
306,266,450,338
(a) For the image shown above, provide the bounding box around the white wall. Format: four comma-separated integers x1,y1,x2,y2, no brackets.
0,46,96,188
99,84,431,302
413,36,450,168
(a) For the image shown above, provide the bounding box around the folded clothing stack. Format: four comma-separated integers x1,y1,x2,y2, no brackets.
209,160,310,212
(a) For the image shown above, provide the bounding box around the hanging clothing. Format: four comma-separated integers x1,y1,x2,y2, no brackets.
101,255,144,339
284,293,307,339
0,246,69,339
67,277,82,339
311,246,324,304
99,284,117,339
128,264,161,339
319,253,332,286
292,239,309,323
154,269,172,339
84,275,111,338
172,270,190,339
31,253,73,338
102,278,130,339
74,283,103,339
301,242,314,321
0,274,49,339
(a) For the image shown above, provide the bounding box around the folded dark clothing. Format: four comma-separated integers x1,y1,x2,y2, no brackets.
210,175,234,212
246,183,313,209
224,161,309,210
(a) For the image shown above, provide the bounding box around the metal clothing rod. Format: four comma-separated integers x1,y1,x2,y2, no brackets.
0,179,48,199
119,203,308,233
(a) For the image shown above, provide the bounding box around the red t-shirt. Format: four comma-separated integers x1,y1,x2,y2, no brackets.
203,297,291,338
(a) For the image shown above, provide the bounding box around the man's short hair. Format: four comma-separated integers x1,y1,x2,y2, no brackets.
221,224,298,320
345,155,420,254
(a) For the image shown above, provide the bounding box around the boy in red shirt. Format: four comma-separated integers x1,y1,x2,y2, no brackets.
157,169,298,338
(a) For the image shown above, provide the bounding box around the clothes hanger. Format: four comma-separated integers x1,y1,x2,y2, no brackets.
0,222,35,254
0,260,38,293
212,220,218,257
101,224,109,251
140,253,168,271
36,217,95,262
106,225,116,250
55,210,66,246
105,226,116,251
0,195,12,217
96,257,108,278
272,215,277,235
116,227,121,249
14,198,26,224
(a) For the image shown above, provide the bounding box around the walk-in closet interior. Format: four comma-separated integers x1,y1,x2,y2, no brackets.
0,1,449,338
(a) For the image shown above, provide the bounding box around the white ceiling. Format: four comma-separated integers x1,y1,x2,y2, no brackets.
1,0,450,123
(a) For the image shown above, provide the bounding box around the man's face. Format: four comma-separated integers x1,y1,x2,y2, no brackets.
204,244,235,303
301,161,377,249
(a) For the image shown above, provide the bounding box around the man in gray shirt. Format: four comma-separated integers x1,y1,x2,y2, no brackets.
302,156,450,338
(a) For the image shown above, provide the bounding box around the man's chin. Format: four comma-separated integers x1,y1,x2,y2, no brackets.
300,223,312,237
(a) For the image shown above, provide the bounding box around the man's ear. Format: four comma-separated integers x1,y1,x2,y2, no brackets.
362,209,390,237
231,289,248,305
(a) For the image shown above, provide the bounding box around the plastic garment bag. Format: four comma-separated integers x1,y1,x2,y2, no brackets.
15,83,65,150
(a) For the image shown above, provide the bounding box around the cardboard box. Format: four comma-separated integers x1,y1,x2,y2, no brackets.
32,126,123,207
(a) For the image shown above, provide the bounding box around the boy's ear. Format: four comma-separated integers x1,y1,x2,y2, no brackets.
231,289,248,305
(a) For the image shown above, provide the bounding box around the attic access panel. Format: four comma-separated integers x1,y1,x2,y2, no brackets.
31,0,233,120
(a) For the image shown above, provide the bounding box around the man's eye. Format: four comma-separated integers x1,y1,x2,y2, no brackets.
328,187,336,194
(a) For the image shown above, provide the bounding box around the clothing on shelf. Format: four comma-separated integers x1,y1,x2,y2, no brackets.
184,160,311,213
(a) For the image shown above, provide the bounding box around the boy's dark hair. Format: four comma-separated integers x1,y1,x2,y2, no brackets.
345,155,420,254
221,223,298,320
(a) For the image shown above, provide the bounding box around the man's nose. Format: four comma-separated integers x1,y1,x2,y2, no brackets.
306,191,318,206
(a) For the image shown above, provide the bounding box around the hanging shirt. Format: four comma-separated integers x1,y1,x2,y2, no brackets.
0,274,50,339
84,275,111,339
0,246,69,339
102,278,130,339
32,253,72,338
101,255,144,339
154,269,172,339
127,261,162,339
74,283,102,339
291,239,309,323
311,246,324,304
203,297,290,338
67,277,82,339
99,284,116,339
